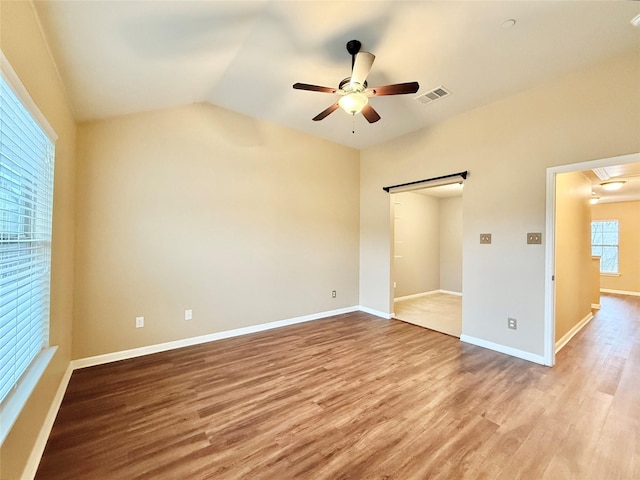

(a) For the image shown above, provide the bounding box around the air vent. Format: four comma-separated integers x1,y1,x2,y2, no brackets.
414,86,451,105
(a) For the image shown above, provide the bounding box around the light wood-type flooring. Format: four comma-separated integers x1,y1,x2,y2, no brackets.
37,294,639,479
394,292,462,337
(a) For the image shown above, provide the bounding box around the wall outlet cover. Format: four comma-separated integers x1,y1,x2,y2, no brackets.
527,233,542,244
480,233,492,244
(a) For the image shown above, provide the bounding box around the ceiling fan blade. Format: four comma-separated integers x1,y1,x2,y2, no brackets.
367,82,420,96
351,52,375,87
312,103,340,121
361,104,381,123
293,83,337,94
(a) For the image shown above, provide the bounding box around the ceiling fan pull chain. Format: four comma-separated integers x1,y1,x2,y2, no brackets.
352,114,356,134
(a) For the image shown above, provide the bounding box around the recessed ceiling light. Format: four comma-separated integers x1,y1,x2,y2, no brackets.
502,19,516,29
632,14,640,27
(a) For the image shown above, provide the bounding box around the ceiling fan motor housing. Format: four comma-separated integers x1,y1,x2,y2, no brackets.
339,77,367,94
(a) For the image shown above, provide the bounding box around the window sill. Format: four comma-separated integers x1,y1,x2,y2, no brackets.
600,273,621,277
0,346,57,446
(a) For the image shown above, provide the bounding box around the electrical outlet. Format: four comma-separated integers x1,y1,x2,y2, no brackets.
508,317,517,330
185,309,192,321
332,290,337,298
136,316,144,328
394,282,397,288
480,233,492,244
527,233,542,244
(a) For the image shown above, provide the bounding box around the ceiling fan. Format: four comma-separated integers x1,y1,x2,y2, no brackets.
293,40,419,124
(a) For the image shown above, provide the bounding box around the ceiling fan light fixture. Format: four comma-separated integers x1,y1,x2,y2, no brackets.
590,197,600,205
338,93,369,115
600,180,626,191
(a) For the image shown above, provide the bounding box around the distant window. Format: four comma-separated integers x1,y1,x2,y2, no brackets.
0,65,55,404
591,220,619,274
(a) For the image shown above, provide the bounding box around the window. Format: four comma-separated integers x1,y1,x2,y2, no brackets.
591,220,619,274
0,53,57,444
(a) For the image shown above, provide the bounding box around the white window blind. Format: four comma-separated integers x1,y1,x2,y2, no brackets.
0,69,55,405
591,220,619,274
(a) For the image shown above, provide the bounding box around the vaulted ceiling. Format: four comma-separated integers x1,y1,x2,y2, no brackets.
34,1,640,149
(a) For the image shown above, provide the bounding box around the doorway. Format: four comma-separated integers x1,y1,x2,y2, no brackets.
545,152,640,366
391,182,463,337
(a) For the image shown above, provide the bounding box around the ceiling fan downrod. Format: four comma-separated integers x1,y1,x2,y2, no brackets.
346,39,362,70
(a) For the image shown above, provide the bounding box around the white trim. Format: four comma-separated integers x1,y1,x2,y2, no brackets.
72,307,360,370
544,152,640,368
591,304,601,310
547,153,640,174
394,290,440,302
0,347,57,446
23,363,73,480
555,312,594,354
600,273,621,277
544,166,557,367
0,51,58,142
358,306,393,319
438,289,462,296
601,288,640,297
460,335,546,365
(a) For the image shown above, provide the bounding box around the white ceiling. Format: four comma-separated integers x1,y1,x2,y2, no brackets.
34,1,640,150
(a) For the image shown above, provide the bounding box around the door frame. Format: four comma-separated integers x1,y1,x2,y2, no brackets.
544,152,640,366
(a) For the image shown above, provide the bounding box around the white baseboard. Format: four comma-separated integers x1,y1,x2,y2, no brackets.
394,290,439,302
459,334,546,365
439,289,462,296
591,303,601,310
394,289,462,302
358,305,393,319
600,288,640,297
555,312,594,353
72,306,360,370
23,363,73,480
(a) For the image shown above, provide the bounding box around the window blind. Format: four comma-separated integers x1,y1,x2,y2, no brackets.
0,73,55,404
591,220,619,274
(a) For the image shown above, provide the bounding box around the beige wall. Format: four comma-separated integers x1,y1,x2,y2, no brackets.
392,192,440,298
591,201,640,294
73,104,359,359
554,172,593,342
439,196,463,293
0,1,77,478
360,50,640,357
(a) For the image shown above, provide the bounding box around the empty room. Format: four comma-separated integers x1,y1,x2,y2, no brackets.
1,1,639,479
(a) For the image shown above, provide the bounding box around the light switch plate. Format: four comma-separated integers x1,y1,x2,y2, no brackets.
527,233,542,244
480,233,492,244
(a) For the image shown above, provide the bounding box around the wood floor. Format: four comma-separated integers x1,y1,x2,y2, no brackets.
394,292,462,337
37,294,639,479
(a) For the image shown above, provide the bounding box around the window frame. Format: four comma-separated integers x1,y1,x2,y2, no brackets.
0,51,58,446
591,219,620,275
